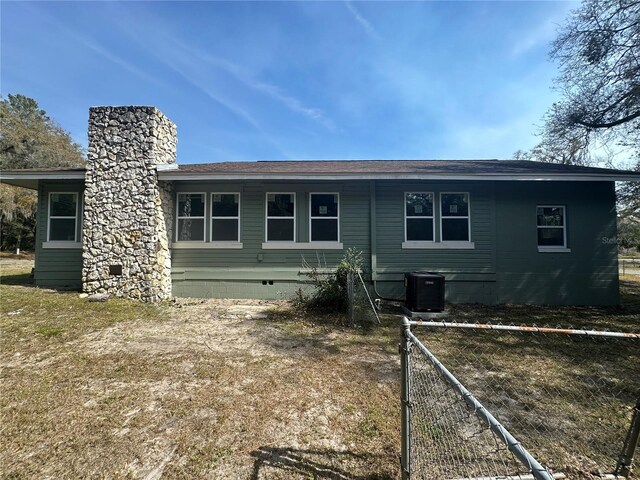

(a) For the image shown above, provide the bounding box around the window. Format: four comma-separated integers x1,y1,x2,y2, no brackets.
537,206,566,248
48,192,78,241
405,193,434,241
310,193,339,242
176,193,205,241
211,193,240,242
266,193,295,242
441,193,470,241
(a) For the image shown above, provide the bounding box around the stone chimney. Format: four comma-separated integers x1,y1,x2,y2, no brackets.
82,106,176,302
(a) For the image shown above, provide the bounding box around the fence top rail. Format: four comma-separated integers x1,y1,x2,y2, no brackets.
404,318,640,339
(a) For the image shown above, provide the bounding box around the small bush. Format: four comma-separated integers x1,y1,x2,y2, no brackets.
297,247,364,314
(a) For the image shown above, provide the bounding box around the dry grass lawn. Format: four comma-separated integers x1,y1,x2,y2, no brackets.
1,264,639,479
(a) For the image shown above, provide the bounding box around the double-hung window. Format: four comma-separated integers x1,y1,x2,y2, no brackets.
441,193,470,242
48,192,78,241
310,193,339,242
405,193,434,241
266,193,295,242
537,205,567,250
176,193,205,241
211,193,240,242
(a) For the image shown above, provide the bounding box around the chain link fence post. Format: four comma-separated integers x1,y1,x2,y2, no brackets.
347,271,354,327
400,317,411,480
616,397,640,477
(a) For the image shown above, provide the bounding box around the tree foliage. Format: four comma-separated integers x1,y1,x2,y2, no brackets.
0,94,85,251
0,94,85,170
544,0,640,155
515,0,640,251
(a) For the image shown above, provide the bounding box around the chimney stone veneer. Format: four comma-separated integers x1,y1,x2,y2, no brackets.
82,106,176,302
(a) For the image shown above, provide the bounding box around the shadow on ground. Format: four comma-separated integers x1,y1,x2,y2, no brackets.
250,446,394,480
0,271,34,286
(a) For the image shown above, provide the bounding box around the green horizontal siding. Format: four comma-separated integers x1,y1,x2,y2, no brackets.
34,181,84,290
32,177,619,305
374,180,496,275
170,181,371,285
494,181,619,305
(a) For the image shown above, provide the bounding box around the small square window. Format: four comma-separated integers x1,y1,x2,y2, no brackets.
311,193,339,242
212,193,240,242
441,193,470,241
537,206,566,248
405,193,434,242
176,193,206,241
48,192,78,242
266,193,295,242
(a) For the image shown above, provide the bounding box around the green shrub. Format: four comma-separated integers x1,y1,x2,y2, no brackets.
297,247,364,314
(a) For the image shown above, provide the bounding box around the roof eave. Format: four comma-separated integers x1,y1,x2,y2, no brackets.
0,172,87,190
158,172,640,182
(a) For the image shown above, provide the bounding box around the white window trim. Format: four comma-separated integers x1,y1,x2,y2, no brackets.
175,192,206,242
402,241,475,249
210,192,241,243
309,192,340,243
440,192,471,243
42,241,82,249
536,205,569,252
265,192,296,243
171,241,243,249
47,192,79,243
261,241,343,250
404,192,435,243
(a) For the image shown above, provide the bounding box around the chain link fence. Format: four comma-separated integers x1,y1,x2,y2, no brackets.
400,318,640,480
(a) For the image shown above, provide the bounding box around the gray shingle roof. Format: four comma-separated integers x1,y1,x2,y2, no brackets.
171,159,638,176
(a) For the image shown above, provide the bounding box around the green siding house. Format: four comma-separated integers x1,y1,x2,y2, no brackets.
2,106,639,305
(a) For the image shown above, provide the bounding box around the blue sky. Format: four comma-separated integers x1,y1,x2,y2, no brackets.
1,1,577,164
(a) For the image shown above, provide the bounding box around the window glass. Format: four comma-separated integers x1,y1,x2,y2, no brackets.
178,194,205,217
311,194,339,242
442,218,469,241
50,193,77,217
537,207,564,226
441,193,470,241
311,218,338,242
267,194,294,217
406,218,434,241
311,194,338,217
211,193,239,242
405,193,433,242
267,193,295,241
212,219,239,241
49,193,77,241
537,206,566,247
537,228,564,246
441,193,469,217
178,218,205,241
267,218,294,241
50,219,76,241
177,193,205,241
406,193,433,217
212,194,239,217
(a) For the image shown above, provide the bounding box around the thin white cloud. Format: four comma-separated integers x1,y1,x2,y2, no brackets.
162,59,293,159
345,2,382,41
174,41,336,131
20,3,163,87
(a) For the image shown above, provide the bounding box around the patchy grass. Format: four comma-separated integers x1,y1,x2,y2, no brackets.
0,269,399,479
0,251,34,260
1,268,638,479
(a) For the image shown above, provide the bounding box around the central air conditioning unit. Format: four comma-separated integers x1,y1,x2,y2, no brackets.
405,272,445,312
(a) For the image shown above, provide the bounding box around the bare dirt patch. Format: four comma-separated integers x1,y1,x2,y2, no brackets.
2,270,639,479
1,285,400,479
